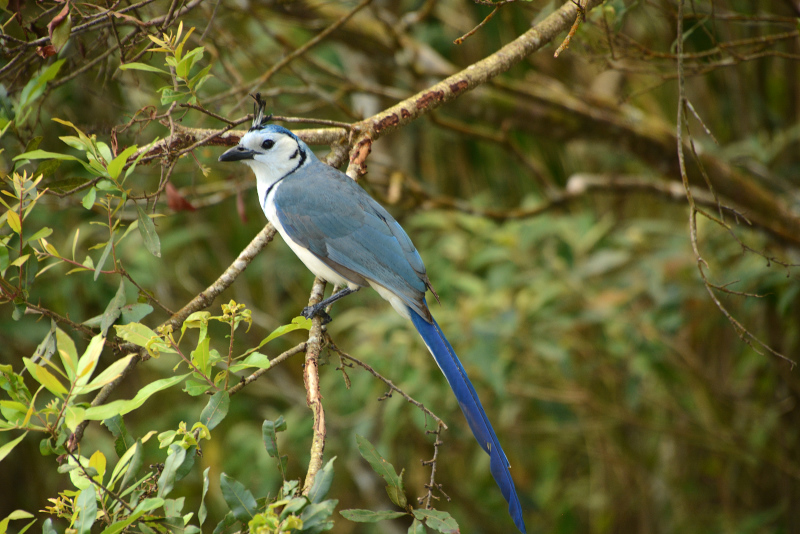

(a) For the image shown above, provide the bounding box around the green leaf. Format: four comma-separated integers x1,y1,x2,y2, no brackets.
23,358,68,397
83,373,190,420
100,279,126,335
12,149,79,162
199,467,211,526
75,334,106,387
64,405,86,432
119,62,169,74
411,509,459,533
6,209,20,234
119,439,144,492
157,443,186,498
0,432,27,463
94,239,113,281
48,176,90,194
227,352,271,373
120,303,154,324
340,510,407,523
241,317,311,360
51,12,72,51
184,379,212,396
135,204,161,257
212,511,237,534
114,322,158,346
408,518,426,534
103,415,134,458
82,187,96,210
191,336,210,375
355,434,407,508
17,60,64,113
300,500,338,532
307,457,335,504
199,390,229,431
78,353,134,395
107,145,138,180
114,323,175,355
262,416,286,458
74,485,97,534
26,226,53,244
219,472,257,522
56,327,78,382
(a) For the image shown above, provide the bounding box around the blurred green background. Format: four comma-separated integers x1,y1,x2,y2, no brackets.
1,0,799,532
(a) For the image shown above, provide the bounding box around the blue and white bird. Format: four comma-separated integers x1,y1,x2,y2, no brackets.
219,97,526,533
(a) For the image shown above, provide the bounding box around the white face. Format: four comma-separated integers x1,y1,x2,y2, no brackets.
237,129,307,184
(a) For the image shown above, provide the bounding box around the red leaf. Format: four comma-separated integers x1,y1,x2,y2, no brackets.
36,45,57,58
166,182,196,212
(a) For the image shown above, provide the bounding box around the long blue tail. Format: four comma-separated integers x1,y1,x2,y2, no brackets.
409,308,526,533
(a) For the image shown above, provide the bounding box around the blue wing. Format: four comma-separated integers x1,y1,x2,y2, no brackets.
410,306,526,533
273,165,430,319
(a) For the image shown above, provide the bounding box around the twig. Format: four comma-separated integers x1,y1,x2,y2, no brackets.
454,6,501,45
327,340,446,428
227,343,307,396
674,0,795,368
419,423,449,508
301,277,329,496
554,0,585,57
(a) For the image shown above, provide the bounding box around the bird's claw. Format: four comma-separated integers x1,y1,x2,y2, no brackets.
302,304,332,325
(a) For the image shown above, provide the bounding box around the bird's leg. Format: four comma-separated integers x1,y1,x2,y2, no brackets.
302,287,360,322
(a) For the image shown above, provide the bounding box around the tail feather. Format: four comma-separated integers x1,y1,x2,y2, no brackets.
410,308,526,534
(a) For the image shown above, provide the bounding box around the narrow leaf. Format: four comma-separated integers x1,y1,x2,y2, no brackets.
82,187,96,210
83,373,190,420
78,353,134,395
94,239,113,281
0,432,27,462
307,457,335,504
12,149,79,162
157,443,186,498
119,62,169,74
23,358,68,397
199,467,210,526
74,486,97,534
75,334,106,387
355,434,407,508
340,510,407,523
107,145,138,180
135,204,161,257
99,279,126,335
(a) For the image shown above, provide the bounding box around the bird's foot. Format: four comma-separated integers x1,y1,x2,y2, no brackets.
302,304,332,325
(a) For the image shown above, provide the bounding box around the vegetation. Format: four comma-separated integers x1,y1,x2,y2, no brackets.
0,0,798,533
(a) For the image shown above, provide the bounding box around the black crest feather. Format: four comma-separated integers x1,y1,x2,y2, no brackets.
249,92,272,131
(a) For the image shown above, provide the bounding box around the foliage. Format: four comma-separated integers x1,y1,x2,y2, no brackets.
0,0,799,533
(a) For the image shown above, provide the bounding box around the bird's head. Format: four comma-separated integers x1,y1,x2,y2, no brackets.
218,95,312,182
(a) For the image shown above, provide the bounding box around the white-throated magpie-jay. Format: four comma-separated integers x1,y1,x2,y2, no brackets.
219,97,525,533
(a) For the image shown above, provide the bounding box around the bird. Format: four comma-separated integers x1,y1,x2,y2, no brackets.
218,95,526,533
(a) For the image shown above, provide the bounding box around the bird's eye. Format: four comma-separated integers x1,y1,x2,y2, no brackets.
261,139,275,150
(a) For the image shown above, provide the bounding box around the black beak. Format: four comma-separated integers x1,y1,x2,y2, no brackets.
219,145,256,162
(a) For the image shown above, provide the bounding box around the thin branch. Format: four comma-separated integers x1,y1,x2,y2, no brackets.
227,343,307,396
327,340,446,428
301,276,328,496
